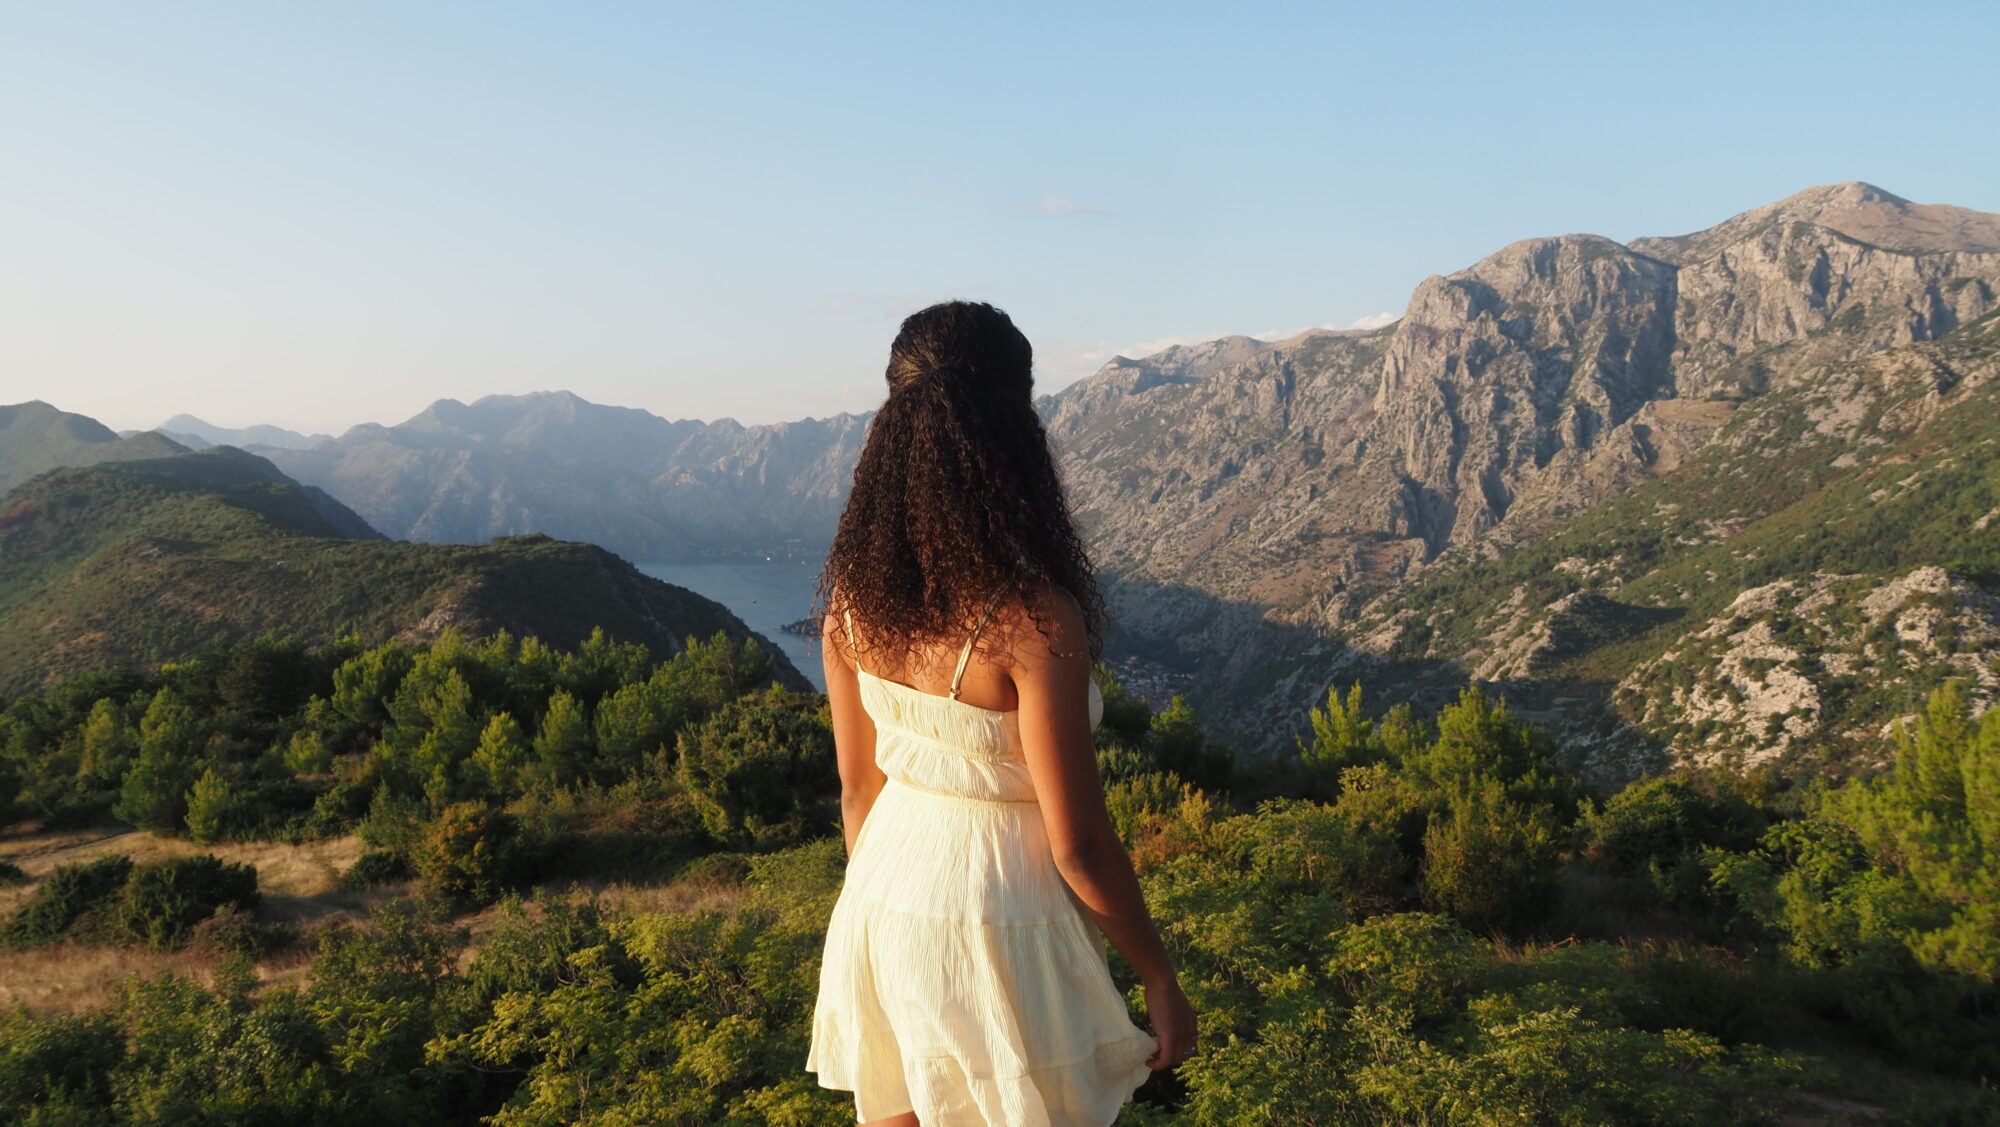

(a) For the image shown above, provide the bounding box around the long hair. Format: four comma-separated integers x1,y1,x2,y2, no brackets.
813,300,1105,669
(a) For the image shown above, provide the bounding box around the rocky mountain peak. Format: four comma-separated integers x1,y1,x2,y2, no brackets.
1633,181,2000,263
1110,334,1275,383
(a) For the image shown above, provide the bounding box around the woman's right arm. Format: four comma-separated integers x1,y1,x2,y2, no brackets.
823,609,886,857
1009,589,1197,1071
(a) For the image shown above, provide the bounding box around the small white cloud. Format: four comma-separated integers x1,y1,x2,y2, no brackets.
1019,193,1106,217
1346,312,1398,330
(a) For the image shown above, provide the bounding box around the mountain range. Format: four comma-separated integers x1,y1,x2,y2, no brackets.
127,414,335,451
37,181,2000,774
1038,181,2000,769
0,411,809,695
0,401,190,493
257,393,864,561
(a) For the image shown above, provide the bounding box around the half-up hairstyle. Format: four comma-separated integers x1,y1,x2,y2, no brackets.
814,300,1105,669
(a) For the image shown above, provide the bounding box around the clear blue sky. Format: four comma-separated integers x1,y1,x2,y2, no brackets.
3,0,1995,433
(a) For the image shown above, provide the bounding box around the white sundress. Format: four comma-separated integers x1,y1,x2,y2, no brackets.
805,600,1158,1125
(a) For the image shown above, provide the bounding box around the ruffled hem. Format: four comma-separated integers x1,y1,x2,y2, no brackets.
807,1018,1156,1126
815,895,1144,1065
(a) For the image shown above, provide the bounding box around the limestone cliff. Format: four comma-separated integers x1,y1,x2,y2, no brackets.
1040,183,2000,764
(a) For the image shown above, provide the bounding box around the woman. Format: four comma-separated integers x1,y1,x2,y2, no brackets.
805,301,1197,1126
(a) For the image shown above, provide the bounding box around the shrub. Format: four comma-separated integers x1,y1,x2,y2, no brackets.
1329,912,1481,1023
342,848,410,890
189,904,292,958
355,784,427,860
675,695,836,849
300,773,377,839
517,783,706,883
410,802,525,908
674,852,752,888
1583,776,1766,872
1237,797,1407,913
1147,695,1234,793
1420,780,1563,935
113,855,260,951
283,727,333,775
1104,770,1197,845
0,855,133,947
0,1007,123,1120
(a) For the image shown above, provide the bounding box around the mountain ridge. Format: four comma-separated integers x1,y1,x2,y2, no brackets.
0,438,809,697
0,401,189,493
142,414,334,451
260,391,869,561
79,181,2000,768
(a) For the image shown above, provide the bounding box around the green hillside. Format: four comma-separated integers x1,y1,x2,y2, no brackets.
0,400,189,492
0,446,807,696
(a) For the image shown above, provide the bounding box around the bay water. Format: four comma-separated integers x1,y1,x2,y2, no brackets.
638,559,827,690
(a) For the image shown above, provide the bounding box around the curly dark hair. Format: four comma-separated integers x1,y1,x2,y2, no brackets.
813,300,1105,670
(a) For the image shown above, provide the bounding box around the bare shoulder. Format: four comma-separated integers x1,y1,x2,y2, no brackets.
995,578,1089,670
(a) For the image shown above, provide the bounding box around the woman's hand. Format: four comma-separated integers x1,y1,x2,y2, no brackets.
1142,977,1197,1071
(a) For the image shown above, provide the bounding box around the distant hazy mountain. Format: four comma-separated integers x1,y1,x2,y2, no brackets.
135,413,334,451
260,391,867,562
0,441,809,696
0,400,188,492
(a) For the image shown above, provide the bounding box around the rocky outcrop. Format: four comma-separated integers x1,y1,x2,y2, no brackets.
1635,184,2000,401
1614,567,2000,770
1037,183,2000,759
1364,235,1680,549
1054,185,2000,599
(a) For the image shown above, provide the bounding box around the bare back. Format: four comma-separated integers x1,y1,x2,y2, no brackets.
830,580,1092,717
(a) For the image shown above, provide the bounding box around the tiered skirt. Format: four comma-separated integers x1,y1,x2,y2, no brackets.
807,777,1158,1125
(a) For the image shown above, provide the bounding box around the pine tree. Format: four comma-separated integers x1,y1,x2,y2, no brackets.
114,688,203,833
466,712,532,798
533,690,592,787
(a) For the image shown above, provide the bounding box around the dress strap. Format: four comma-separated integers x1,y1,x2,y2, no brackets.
948,581,1011,701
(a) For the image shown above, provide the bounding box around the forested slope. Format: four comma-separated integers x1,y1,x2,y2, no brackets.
0,446,806,695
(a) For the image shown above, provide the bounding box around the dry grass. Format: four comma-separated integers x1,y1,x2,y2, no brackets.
0,826,365,909
0,931,338,1014
0,941,220,1013
0,824,758,1011
0,826,388,1013
590,875,749,919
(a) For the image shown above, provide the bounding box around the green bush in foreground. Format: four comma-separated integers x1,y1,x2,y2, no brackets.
1,653,1994,1123
676,692,837,850
1707,679,2000,1074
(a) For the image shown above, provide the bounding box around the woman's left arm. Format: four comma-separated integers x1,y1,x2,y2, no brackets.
823,610,885,857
